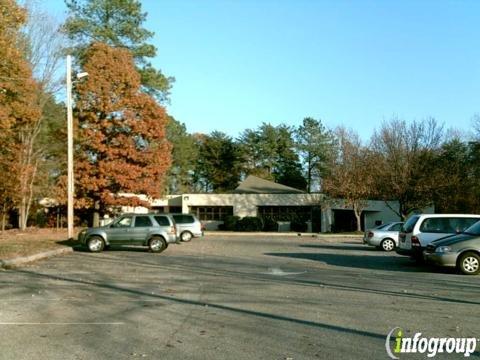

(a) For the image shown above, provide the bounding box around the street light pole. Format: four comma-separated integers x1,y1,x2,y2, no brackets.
66,55,74,240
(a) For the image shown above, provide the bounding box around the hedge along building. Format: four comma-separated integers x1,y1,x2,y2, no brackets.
121,175,405,232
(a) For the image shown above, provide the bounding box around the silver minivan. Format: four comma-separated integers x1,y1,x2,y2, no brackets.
171,214,204,242
396,214,480,260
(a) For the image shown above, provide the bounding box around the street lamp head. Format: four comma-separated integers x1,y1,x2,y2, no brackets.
76,72,89,80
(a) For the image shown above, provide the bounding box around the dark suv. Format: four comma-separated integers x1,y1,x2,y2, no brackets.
78,213,178,253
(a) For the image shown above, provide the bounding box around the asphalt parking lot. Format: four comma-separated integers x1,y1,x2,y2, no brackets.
0,235,479,359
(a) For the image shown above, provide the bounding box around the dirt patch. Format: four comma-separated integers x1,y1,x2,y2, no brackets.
0,228,76,260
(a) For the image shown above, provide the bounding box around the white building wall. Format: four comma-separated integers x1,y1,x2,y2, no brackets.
120,192,410,232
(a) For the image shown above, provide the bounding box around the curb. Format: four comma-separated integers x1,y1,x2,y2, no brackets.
0,247,74,269
204,231,362,238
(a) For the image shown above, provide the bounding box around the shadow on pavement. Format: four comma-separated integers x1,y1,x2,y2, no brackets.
57,240,153,253
300,244,377,252
12,268,387,341
264,251,455,274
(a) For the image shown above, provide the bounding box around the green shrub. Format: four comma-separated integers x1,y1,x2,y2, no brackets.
219,215,240,231
290,219,307,232
262,217,278,232
236,216,263,232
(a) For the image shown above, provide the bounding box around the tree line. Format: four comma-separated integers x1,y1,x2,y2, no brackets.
169,116,480,229
0,0,479,231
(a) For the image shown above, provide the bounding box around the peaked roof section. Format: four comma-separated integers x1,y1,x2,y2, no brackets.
233,175,305,194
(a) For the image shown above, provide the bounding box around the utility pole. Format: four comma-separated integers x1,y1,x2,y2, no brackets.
66,55,74,240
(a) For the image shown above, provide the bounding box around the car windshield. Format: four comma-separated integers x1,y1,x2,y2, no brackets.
463,221,480,236
402,215,420,233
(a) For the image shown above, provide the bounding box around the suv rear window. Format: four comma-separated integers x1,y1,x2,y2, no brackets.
402,215,420,233
135,216,153,227
154,216,170,226
172,215,194,224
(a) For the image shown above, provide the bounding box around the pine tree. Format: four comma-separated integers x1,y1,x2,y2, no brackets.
64,0,173,102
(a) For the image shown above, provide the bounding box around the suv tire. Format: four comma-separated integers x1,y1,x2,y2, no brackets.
87,236,105,253
149,236,167,253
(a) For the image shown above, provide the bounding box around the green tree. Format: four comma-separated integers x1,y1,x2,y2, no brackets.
237,129,270,179
295,117,335,192
238,123,306,190
432,138,474,213
166,116,198,194
196,131,241,192
273,124,306,190
64,0,173,102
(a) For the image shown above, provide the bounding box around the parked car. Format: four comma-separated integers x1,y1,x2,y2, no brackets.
78,213,178,253
170,213,204,242
424,220,480,275
396,214,480,260
363,222,404,251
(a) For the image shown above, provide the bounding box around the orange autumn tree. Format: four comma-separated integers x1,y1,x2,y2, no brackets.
0,0,41,230
74,43,171,225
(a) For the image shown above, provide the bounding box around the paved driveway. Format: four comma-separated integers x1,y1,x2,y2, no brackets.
0,236,479,359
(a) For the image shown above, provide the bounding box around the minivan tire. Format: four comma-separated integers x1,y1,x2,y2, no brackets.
149,236,167,253
381,238,395,252
458,252,480,275
87,236,105,253
180,231,193,242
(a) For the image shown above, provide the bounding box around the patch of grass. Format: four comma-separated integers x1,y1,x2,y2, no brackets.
0,228,75,260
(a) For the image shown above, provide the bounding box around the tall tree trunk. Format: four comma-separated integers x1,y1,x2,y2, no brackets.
307,155,311,193
353,202,362,232
93,212,100,227
1,204,6,232
19,201,27,230
93,200,100,227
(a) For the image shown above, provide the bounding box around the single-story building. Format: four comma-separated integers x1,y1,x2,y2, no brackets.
121,175,423,232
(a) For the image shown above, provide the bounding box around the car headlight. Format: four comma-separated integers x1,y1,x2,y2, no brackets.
436,246,452,253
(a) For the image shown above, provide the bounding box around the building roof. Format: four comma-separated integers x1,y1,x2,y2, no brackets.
233,175,305,194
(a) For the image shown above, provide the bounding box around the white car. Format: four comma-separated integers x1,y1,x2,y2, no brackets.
363,222,403,251
396,214,480,260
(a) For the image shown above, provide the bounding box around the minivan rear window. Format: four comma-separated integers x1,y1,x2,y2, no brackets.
173,215,194,224
419,217,479,234
402,215,420,233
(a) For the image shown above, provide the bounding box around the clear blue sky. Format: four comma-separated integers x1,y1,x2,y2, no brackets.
44,0,480,139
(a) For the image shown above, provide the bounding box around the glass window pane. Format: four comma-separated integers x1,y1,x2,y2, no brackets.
154,216,170,226
135,216,153,227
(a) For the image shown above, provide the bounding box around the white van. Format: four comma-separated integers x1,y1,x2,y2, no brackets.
396,214,480,259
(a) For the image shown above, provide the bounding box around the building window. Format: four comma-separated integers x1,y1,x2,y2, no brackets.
257,206,313,222
190,206,233,221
